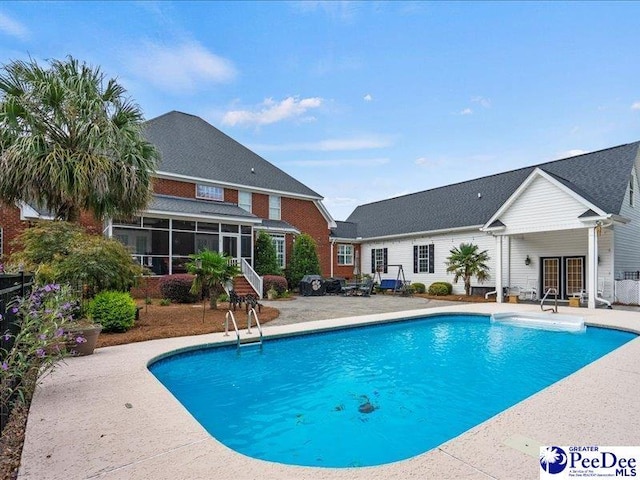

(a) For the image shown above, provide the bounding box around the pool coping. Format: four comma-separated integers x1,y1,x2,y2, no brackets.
18,303,640,480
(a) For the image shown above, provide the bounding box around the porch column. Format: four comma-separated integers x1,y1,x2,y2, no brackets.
495,235,503,303
587,226,598,309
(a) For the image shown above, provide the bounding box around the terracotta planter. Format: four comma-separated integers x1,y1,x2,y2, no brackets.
65,325,102,356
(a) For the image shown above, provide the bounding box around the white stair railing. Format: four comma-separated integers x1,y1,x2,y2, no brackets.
240,259,263,299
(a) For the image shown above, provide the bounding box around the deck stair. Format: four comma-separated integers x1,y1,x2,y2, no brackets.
233,276,257,297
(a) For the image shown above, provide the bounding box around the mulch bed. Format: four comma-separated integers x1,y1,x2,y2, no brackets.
97,300,280,348
414,293,496,303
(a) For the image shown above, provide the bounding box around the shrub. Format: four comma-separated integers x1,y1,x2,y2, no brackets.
254,231,281,276
412,282,426,294
87,291,137,332
159,298,171,306
9,221,143,296
263,275,288,296
428,282,453,296
159,274,198,303
287,234,321,289
56,236,143,296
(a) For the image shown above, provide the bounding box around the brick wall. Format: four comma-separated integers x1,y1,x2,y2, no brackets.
130,276,163,298
253,193,269,218
225,188,238,204
281,197,331,276
153,178,195,198
332,243,361,280
0,204,29,259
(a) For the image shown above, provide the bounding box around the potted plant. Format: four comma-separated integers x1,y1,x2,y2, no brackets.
64,319,102,357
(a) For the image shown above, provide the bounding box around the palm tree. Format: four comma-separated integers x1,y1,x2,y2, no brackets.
0,56,158,222
445,242,490,296
186,250,240,318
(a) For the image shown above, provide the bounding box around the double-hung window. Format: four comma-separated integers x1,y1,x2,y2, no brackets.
413,244,435,273
269,195,281,220
271,234,285,268
337,244,353,265
371,248,387,273
239,191,252,212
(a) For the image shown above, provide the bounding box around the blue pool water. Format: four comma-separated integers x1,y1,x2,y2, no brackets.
149,315,636,468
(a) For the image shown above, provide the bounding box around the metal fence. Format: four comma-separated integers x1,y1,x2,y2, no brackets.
0,272,34,434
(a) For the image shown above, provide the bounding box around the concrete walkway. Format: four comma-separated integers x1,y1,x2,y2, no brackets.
18,298,640,480
262,294,459,325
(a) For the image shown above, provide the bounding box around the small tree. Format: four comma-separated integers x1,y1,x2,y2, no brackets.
445,242,490,296
287,233,321,289
9,221,142,295
186,250,239,318
254,231,281,275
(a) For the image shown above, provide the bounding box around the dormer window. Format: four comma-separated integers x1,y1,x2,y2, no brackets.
196,184,224,201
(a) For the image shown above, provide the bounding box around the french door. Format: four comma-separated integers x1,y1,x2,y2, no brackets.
540,256,585,299
542,258,560,296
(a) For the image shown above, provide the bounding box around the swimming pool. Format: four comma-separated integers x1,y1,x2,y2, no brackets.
149,314,635,468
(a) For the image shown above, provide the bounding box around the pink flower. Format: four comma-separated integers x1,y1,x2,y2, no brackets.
75,336,87,344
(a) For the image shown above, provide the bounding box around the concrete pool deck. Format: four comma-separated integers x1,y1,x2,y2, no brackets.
18,299,640,480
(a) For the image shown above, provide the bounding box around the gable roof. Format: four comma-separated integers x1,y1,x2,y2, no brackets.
143,111,322,199
345,141,640,239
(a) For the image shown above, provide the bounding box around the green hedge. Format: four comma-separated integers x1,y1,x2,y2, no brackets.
412,282,426,294
428,281,453,296
88,291,137,332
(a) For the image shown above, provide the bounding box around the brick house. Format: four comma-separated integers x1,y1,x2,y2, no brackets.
0,111,338,296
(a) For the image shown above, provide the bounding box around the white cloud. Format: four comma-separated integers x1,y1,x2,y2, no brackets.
559,149,588,158
415,157,429,166
363,93,373,102
0,12,29,40
631,101,640,110
282,157,389,167
222,96,323,127
127,40,236,93
251,135,394,152
323,196,360,208
459,108,473,115
472,96,491,108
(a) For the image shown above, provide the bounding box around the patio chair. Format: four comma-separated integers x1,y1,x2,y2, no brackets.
519,278,538,301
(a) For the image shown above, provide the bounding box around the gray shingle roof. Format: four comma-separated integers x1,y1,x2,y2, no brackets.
331,221,359,238
345,142,640,239
143,111,322,199
256,219,300,233
148,194,259,221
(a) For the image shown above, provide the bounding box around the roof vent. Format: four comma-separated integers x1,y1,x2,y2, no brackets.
251,167,255,174
478,192,482,199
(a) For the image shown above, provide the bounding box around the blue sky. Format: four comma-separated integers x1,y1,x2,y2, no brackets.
2,1,640,221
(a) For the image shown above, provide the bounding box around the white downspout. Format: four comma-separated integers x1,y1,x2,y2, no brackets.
587,226,597,309
495,235,503,303
330,239,335,278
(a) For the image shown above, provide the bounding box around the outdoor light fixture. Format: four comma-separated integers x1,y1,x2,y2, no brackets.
525,255,531,266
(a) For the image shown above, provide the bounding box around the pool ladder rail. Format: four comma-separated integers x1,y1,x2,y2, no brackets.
224,309,263,350
540,288,558,313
